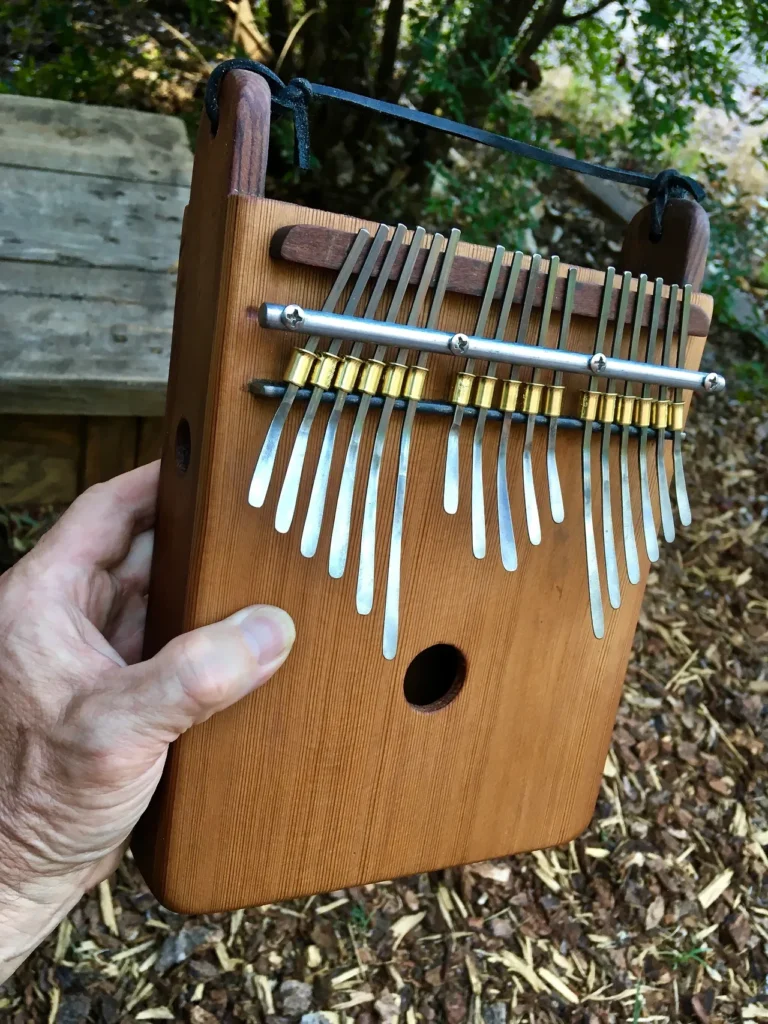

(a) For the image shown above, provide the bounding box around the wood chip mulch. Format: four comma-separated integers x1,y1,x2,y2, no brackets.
1,325,766,1024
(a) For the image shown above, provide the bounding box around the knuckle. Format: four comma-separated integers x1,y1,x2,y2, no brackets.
172,632,235,712
65,479,118,526
60,697,134,787
79,479,112,504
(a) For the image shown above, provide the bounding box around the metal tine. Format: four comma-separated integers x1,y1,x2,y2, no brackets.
582,265,615,640
494,253,526,572
471,249,524,559
657,283,679,543
274,226,391,533
601,270,632,610
496,251,539,570
619,272,647,586
672,283,693,526
382,229,461,660
328,226,422,579
545,266,577,524
300,223,394,558
521,254,559,546
638,278,663,563
248,228,370,507
356,228,442,616
443,245,506,515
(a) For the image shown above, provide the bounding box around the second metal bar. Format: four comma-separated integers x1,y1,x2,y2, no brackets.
260,304,724,394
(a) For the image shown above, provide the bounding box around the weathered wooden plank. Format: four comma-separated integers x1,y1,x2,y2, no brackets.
0,96,187,418
0,166,187,271
0,381,167,418
0,95,193,186
0,415,82,504
0,380,167,419
0,263,172,416
83,417,139,488
0,259,177,304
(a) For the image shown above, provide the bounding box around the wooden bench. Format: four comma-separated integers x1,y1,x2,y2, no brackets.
0,95,191,504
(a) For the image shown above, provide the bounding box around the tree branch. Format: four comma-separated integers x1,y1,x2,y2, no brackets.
515,0,566,71
375,0,405,99
267,0,292,62
558,0,615,26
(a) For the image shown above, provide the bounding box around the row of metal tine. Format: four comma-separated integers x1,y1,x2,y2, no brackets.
248,224,693,654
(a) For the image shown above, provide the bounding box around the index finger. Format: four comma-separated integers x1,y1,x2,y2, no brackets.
38,461,161,570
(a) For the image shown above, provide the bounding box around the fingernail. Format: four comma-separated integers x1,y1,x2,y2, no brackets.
239,606,295,665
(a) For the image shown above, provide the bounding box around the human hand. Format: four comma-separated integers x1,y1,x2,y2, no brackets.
0,462,295,982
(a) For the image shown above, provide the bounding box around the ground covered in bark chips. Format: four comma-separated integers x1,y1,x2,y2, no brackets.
1,204,766,1022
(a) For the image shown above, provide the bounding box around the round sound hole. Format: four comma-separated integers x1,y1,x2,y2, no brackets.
175,417,191,474
403,644,467,712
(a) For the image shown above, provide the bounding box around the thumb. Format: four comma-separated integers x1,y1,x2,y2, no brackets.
110,605,295,742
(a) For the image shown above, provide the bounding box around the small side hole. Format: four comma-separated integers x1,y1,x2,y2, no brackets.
403,644,466,712
175,418,191,474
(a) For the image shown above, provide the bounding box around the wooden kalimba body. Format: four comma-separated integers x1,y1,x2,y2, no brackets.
133,71,722,913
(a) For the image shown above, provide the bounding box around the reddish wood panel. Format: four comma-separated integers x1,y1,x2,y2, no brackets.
272,223,712,337
136,194,711,914
133,69,273,900
619,198,710,290
134,68,714,915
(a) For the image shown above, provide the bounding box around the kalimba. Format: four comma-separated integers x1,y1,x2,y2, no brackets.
133,67,724,913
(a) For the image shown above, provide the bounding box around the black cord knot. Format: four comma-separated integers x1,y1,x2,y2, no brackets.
271,77,313,168
204,58,314,168
647,169,706,243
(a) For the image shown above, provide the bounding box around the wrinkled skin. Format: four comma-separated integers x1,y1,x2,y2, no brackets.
0,463,295,981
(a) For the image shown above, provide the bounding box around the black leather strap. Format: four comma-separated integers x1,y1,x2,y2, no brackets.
204,58,704,242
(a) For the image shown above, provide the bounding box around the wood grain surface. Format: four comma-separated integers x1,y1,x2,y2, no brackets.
0,415,82,504
136,193,712,913
133,69,274,903
133,65,715,913
0,414,164,504
0,93,189,416
0,262,173,417
619,198,710,289
82,418,141,490
0,167,186,271
0,93,193,185
272,223,712,337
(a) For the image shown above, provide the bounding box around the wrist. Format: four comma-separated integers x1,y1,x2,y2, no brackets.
0,868,87,984
0,896,58,983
